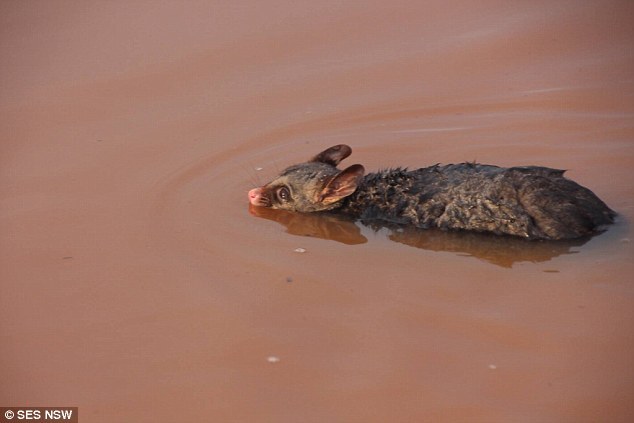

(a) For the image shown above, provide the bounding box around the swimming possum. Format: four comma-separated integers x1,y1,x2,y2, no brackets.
248,145,615,240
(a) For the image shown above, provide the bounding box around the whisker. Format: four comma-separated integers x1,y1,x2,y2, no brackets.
240,162,252,186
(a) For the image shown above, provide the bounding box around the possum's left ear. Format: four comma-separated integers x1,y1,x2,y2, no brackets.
317,164,365,205
311,144,352,166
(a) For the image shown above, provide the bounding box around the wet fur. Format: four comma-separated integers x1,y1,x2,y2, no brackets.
248,145,615,240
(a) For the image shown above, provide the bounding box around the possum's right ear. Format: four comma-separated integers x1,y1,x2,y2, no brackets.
317,164,365,205
311,144,352,166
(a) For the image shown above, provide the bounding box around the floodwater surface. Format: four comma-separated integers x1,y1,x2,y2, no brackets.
1,1,634,422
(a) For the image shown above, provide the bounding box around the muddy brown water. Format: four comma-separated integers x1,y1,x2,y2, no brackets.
2,1,633,422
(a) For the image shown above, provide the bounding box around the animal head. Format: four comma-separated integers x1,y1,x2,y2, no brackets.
248,144,365,212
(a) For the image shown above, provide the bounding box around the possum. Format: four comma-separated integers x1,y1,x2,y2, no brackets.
248,144,615,240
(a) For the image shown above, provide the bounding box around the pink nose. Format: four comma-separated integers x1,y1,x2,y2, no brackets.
248,187,262,205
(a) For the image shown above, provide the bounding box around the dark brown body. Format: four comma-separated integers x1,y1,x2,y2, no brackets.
248,145,615,240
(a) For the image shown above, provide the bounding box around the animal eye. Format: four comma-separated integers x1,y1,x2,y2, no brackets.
276,186,291,202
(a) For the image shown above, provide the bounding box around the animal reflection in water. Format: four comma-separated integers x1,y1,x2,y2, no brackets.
248,204,593,268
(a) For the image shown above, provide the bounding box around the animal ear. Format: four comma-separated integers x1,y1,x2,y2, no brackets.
311,144,352,166
317,164,365,205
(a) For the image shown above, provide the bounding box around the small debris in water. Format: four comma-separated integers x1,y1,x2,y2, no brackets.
621,238,630,243
62,256,73,260
267,356,280,363
488,364,497,370
255,167,263,171
286,276,293,283
294,247,306,253
543,269,560,273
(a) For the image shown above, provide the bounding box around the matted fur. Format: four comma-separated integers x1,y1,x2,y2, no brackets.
248,145,615,240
